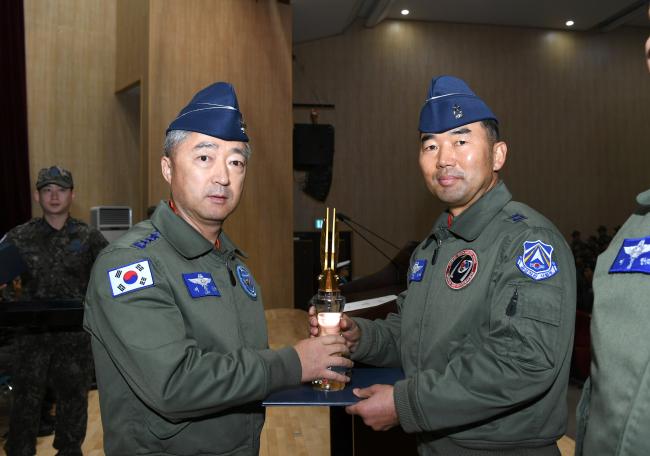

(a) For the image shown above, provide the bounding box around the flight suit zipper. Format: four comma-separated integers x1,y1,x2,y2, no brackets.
506,288,518,316
431,236,442,265
226,255,237,286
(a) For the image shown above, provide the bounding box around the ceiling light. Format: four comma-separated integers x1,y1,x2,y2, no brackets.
565,20,574,27
401,9,410,16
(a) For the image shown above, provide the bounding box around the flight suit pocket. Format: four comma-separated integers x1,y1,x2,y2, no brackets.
505,281,562,369
144,412,190,440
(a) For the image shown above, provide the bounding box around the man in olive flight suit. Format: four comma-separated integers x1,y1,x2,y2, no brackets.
575,6,650,455
313,76,576,455
84,82,352,456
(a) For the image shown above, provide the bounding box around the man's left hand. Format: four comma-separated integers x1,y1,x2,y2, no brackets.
345,384,399,431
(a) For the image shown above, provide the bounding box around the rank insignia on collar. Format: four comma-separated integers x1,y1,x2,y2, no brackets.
108,259,155,297
609,237,650,274
452,104,463,119
183,272,220,298
446,249,478,289
516,240,558,281
236,265,257,299
409,259,427,282
510,213,527,223
132,231,161,249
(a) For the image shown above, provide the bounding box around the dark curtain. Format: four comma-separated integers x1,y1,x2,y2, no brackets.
0,0,32,237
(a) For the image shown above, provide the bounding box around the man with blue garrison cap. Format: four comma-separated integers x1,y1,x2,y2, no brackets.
84,82,352,456
324,76,576,455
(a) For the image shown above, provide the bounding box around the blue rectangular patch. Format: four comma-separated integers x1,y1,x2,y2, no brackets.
409,259,427,282
609,237,650,274
182,272,221,298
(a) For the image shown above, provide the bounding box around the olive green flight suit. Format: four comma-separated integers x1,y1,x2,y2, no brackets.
576,189,650,456
84,202,302,456
352,182,576,455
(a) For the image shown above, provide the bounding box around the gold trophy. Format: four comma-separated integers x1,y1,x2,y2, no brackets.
312,207,347,391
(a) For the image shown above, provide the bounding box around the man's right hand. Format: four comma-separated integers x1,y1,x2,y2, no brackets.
308,306,361,352
294,335,353,383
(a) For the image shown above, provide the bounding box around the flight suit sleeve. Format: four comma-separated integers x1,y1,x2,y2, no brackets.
393,227,576,434
351,291,405,368
84,248,302,422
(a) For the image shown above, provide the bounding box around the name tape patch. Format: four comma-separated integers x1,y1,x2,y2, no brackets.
183,272,220,298
609,237,650,274
516,240,558,281
409,259,427,282
108,259,155,297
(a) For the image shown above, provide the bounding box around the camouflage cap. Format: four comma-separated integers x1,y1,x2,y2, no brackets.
36,166,74,190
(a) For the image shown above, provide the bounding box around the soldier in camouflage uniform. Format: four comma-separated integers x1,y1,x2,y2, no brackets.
1,166,107,456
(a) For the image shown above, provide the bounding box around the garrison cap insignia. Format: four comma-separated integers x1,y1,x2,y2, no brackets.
108,259,155,296
445,249,478,289
236,265,257,299
609,237,650,274
452,104,463,119
183,272,220,298
132,231,161,249
516,240,558,281
409,259,427,282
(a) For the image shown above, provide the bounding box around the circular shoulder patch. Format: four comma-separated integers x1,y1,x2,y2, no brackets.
236,264,257,299
445,249,479,290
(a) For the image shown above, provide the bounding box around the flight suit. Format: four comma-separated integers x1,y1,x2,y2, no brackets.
352,182,576,455
84,202,302,456
576,189,650,456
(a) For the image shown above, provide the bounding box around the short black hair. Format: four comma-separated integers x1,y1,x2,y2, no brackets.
481,119,500,144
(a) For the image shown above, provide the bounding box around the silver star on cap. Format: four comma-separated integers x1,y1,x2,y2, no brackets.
452,104,463,119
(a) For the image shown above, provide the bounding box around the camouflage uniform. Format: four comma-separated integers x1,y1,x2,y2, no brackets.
2,216,107,456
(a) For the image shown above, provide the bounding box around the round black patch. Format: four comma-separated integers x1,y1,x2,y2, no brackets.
445,249,478,290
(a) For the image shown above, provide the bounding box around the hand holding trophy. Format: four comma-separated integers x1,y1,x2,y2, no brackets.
312,207,349,391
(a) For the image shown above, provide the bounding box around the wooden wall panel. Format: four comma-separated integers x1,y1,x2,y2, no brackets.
24,0,142,224
115,0,148,92
293,21,650,277
147,0,293,308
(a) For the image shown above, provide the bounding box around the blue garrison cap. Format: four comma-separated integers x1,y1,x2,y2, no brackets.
419,75,498,133
166,82,248,142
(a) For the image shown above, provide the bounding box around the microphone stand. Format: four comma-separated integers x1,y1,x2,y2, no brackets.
335,213,402,278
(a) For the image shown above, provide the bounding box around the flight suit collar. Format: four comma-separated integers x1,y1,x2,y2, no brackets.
151,201,246,259
444,180,512,242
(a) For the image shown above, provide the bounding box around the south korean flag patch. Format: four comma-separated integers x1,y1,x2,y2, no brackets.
108,259,155,297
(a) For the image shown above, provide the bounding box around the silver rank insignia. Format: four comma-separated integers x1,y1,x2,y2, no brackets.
452,104,463,119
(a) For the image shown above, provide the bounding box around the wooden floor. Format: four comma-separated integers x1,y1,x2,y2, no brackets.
2,309,575,456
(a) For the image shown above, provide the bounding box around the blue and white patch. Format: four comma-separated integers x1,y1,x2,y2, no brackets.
236,265,257,299
132,231,161,249
108,259,155,297
182,272,220,298
609,237,650,274
409,259,427,282
516,240,558,281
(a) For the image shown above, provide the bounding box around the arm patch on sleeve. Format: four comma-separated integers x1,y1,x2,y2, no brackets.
107,259,155,296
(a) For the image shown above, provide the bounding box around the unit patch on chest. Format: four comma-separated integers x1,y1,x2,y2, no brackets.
609,237,650,274
445,249,478,289
236,265,257,299
182,272,220,298
108,259,155,297
516,240,558,281
409,259,427,282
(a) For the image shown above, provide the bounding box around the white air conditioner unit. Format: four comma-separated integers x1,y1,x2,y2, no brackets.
90,206,132,243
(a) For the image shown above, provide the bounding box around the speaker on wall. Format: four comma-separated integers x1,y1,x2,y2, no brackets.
293,124,334,202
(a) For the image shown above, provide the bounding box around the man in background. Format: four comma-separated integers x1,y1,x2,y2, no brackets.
2,166,107,456
576,5,650,455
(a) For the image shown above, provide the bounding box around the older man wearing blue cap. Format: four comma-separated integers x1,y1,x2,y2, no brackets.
328,76,576,455
84,82,352,456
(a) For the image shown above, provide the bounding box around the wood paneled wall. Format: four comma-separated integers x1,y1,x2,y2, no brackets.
293,20,650,277
24,0,142,223
146,0,294,308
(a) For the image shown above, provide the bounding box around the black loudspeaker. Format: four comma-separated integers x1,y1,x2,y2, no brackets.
293,124,334,202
